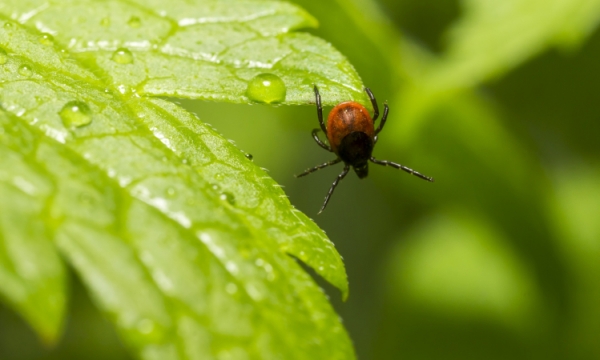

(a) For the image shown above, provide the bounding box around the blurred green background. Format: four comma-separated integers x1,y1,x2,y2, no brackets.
2,0,600,359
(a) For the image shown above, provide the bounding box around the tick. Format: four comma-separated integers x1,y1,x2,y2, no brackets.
296,85,434,214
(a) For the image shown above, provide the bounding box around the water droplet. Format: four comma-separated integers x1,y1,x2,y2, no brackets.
245,282,264,301
4,22,13,29
245,73,286,104
39,33,54,46
127,16,141,28
111,48,133,64
166,187,176,197
245,153,253,161
225,282,238,295
59,101,92,128
78,193,94,205
18,64,33,77
100,17,110,27
219,192,235,205
211,184,221,192
214,173,224,181
137,319,155,335
0,48,7,65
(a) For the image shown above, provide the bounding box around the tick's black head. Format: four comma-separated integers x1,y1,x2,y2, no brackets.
353,163,369,179
337,131,374,170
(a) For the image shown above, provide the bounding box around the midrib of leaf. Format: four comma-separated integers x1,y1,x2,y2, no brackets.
0,8,354,360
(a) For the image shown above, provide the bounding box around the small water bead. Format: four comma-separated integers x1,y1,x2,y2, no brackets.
59,101,92,128
127,16,141,28
245,153,253,161
219,192,235,205
78,192,94,206
245,73,286,104
18,64,33,77
225,282,238,295
0,48,7,65
100,17,110,27
111,48,134,64
137,319,155,335
39,33,54,46
166,187,176,197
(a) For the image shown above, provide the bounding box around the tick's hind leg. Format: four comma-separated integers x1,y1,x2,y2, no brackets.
295,158,341,178
370,157,434,182
318,165,350,214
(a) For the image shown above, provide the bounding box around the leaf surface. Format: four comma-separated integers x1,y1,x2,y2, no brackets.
0,0,367,105
0,5,355,358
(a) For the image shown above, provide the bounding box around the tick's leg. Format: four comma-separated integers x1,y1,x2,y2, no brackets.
370,157,434,182
314,85,327,133
365,88,379,122
295,158,341,178
318,165,350,214
312,128,332,152
374,102,389,137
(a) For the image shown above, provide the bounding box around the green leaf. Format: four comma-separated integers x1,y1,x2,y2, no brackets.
386,212,542,327
0,0,366,106
426,0,600,90
0,125,67,344
0,7,354,359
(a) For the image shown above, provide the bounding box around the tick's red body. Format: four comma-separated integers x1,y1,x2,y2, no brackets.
296,86,433,213
326,102,374,153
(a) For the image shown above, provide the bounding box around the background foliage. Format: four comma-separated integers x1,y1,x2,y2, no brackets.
2,0,600,359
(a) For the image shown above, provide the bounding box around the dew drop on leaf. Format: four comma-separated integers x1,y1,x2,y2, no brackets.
245,153,253,161
219,192,235,205
245,282,264,301
100,17,110,27
0,48,7,65
78,192,94,205
137,319,155,335
166,187,176,197
39,33,54,46
225,283,238,295
111,48,134,64
18,64,33,77
127,16,141,28
245,73,286,104
59,101,92,128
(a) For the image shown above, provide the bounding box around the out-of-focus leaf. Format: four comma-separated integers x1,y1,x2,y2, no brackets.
0,15,354,359
427,0,600,90
387,212,542,326
0,0,366,105
0,128,67,344
549,166,600,359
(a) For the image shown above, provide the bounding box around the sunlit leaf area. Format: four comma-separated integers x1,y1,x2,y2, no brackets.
1,0,600,359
